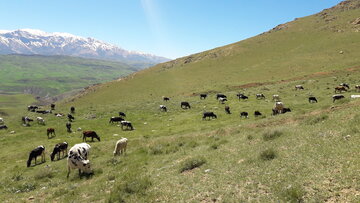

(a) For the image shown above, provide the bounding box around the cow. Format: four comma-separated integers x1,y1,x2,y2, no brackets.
202,112,217,120
51,104,55,110
68,114,75,122
47,128,56,138
308,97,318,103
272,95,280,101
83,131,100,142
27,145,45,167
120,121,134,130
0,125,8,130
36,110,52,114
335,86,347,93
295,85,304,90
355,85,360,92
283,108,291,113
55,113,64,117
118,112,126,117
109,116,124,124
67,143,92,178
181,102,191,109
216,94,227,100
66,122,72,133
240,112,249,118
163,97,170,102
70,106,75,114
254,111,262,117
333,94,345,102
113,138,128,156
237,93,248,100
159,105,167,112
225,106,231,114
340,83,350,89
37,117,45,125
27,105,38,112
273,102,284,114
22,116,33,126
200,94,207,99
218,97,227,104
351,95,360,99
0,117,4,125
256,94,265,99
50,142,68,161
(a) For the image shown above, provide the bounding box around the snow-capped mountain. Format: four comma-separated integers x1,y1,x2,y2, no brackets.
0,29,169,63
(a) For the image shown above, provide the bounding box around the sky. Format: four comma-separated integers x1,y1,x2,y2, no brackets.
0,0,343,59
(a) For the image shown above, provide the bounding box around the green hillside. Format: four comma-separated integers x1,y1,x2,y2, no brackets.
0,0,360,202
0,55,145,97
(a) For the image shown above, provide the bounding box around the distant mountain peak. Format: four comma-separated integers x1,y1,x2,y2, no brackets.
0,29,169,64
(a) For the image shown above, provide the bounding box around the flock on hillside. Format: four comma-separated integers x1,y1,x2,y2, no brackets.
0,82,359,178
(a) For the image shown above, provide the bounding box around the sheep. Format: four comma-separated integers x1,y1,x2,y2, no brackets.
272,94,280,101
113,138,128,156
37,117,45,125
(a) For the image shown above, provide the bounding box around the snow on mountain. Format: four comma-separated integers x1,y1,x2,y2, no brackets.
0,29,169,63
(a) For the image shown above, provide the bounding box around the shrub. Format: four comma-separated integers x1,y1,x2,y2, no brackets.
179,157,206,173
247,135,254,140
263,129,283,141
281,186,305,202
260,149,277,161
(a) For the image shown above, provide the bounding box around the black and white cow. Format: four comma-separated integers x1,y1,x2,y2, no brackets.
159,105,167,112
0,125,8,130
109,116,124,124
22,116,33,126
256,94,265,99
118,112,126,117
51,104,55,110
50,142,68,161
218,97,227,104
121,121,134,130
216,94,227,100
66,122,72,133
67,143,92,178
240,112,249,118
308,97,318,103
295,85,304,90
181,102,191,109
237,93,248,100
27,105,39,112
68,114,75,122
340,83,350,89
200,94,207,99
70,106,75,114
254,111,262,117
27,145,45,167
202,112,217,120
333,94,345,103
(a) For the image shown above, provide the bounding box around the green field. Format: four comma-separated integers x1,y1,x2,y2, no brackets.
0,0,360,202
0,55,149,97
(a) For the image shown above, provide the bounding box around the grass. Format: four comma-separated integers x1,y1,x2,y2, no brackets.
0,1,360,202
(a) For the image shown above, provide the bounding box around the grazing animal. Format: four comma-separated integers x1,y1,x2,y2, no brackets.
254,111,262,117
163,97,170,102
51,104,55,110
237,93,248,100
283,108,291,113
200,94,207,99
216,94,227,100
120,121,134,130
22,116,33,126
308,97,318,103
335,86,347,93
83,131,101,142
27,105,38,112
36,110,52,114
70,106,75,114
181,102,191,109
340,83,350,89
295,85,304,90
240,112,249,118
47,128,56,138
333,94,345,102
109,116,124,124
55,113,64,117
272,94,280,101
50,142,68,161
256,94,265,99
68,114,75,122
273,102,284,114
351,95,360,99
67,143,92,178
27,145,45,167
159,105,167,112
66,122,72,132
0,125,8,130
0,117,4,124
37,117,46,125
202,112,217,120
225,106,231,114
355,85,360,92
218,97,227,104
118,112,126,117
113,138,128,156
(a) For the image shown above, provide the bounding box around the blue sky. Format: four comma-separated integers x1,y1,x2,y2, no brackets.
0,0,343,59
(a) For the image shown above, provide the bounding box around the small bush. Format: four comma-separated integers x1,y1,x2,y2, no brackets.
282,186,305,202
180,157,206,173
260,149,277,161
247,135,254,140
263,130,283,141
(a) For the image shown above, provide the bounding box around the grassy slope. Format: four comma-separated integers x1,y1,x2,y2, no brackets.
0,1,360,202
0,55,140,97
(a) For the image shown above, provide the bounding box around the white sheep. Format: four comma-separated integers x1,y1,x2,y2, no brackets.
36,117,45,125
113,138,128,156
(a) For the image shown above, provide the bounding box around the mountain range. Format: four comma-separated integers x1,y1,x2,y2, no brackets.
0,29,169,64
